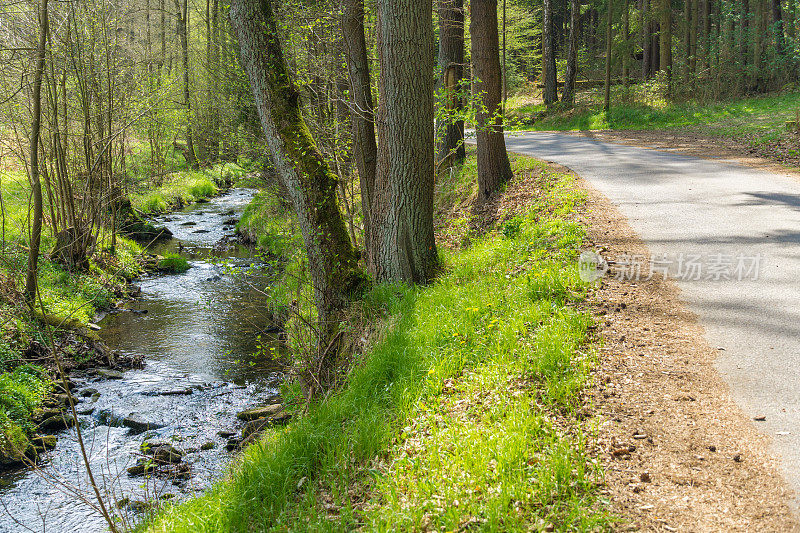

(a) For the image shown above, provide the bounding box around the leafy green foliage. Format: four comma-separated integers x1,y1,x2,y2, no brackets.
508,83,800,143
0,365,50,463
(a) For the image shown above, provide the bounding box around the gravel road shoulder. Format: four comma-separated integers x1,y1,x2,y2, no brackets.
575,173,799,531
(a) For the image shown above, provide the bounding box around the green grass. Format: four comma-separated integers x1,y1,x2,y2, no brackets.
132,173,219,214
130,162,247,215
143,159,610,532
156,253,190,273
508,83,800,143
236,191,301,258
0,168,144,326
0,165,143,464
0,365,50,465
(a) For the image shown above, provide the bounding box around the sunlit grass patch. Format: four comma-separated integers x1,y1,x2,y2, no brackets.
156,253,190,273
507,84,800,139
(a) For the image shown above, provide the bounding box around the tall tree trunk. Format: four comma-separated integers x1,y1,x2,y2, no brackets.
175,0,198,168
699,0,709,69
740,0,750,69
622,0,630,86
562,0,580,103
754,0,764,75
160,0,166,70
659,0,672,84
437,0,466,166
372,0,440,283
25,0,49,302
542,0,558,105
690,0,698,74
684,0,693,79
772,0,786,57
471,0,513,205
605,0,613,113
229,0,363,347
341,0,378,267
642,0,652,78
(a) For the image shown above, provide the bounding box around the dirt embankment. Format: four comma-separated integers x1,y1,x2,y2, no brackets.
577,175,799,531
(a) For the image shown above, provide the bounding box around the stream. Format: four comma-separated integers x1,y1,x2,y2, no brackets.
0,188,283,532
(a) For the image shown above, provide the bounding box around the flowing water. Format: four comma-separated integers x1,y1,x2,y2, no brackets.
0,188,283,532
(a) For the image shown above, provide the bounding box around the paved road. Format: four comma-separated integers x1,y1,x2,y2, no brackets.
500,131,800,502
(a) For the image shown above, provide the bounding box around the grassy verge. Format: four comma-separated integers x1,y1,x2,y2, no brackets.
143,155,610,532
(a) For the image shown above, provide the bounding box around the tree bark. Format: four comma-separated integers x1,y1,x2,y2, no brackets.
25,0,49,302
175,0,198,168
754,0,764,74
159,0,166,70
659,0,672,83
622,0,630,86
562,0,580,103
437,0,466,166
684,0,693,79
229,0,363,338
642,0,652,78
740,0,750,69
605,0,613,113
471,0,513,205
542,0,558,105
690,0,698,74
341,0,378,267
372,0,440,283
772,0,786,58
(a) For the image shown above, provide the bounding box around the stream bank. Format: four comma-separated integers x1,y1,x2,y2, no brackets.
0,187,285,532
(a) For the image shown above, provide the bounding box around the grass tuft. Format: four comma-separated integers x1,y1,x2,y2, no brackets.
157,253,190,273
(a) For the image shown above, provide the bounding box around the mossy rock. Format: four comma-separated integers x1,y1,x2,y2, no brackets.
115,197,173,242
0,425,31,469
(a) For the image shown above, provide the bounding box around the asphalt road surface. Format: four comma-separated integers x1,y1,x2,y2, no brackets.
499,131,800,503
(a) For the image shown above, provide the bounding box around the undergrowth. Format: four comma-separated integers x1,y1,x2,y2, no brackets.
157,253,191,274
